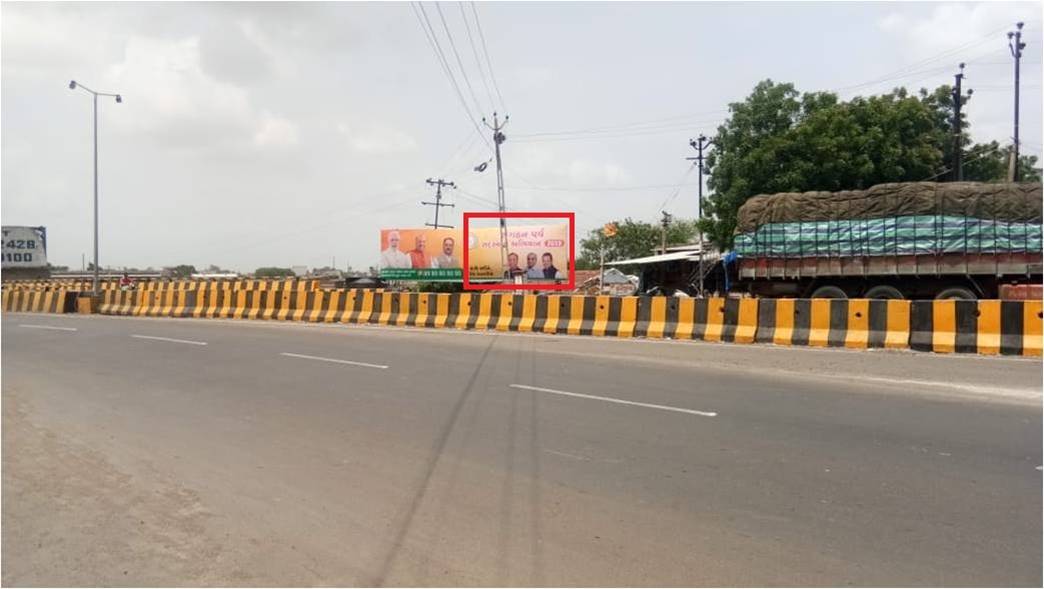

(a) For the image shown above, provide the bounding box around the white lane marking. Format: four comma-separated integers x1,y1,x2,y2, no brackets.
544,449,590,461
1036,466,1042,471
131,334,208,346
19,324,77,332
510,384,717,417
279,352,388,370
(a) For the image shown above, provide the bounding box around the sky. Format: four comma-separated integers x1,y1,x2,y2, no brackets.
2,1,1041,273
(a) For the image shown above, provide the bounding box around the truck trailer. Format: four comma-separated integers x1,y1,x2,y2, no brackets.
729,181,1042,299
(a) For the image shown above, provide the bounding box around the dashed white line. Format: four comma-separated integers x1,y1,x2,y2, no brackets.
279,352,388,370
19,324,77,332
131,334,208,346
509,384,717,417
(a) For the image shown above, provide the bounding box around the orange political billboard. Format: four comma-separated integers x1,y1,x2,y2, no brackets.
379,228,462,281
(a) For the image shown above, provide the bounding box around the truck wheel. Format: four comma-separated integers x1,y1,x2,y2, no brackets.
810,285,847,299
935,286,977,300
863,285,905,300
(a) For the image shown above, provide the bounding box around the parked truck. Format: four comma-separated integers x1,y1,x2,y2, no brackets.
728,181,1042,299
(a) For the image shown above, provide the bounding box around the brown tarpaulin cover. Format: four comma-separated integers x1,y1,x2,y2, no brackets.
736,182,1043,233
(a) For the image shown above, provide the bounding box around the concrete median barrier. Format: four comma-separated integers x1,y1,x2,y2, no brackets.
72,280,1044,356
911,299,1042,357
2,289,70,313
756,299,910,350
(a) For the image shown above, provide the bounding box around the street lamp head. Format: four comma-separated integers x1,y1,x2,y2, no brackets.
115,94,122,103
69,80,77,90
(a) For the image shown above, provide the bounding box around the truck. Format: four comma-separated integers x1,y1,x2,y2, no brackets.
728,181,1042,299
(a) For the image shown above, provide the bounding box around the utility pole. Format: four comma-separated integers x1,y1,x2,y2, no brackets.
687,135,713,297
483,113,509,272
660,211,672,255
422,178,456,229
951,63,971,181
1008,21,1026,181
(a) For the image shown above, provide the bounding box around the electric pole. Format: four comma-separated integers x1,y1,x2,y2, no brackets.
482,113,509,272
422,178,456,229
951,63,972,181
660,211,672,255
687,135,713,297
1008,21,1026,181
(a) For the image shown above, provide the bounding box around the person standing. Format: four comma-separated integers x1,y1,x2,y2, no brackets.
525,252,543,279
504,252,525,278
541,252,560,279
408,234,430,269
432,237,460,268
380,231,410,269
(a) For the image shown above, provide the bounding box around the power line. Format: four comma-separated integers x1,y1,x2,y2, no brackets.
458,1,497,114
470,2,507,112
921,143,1003,181
512,119,728,144
655,163,698,213
456,188,501,209
435,2,487,118
411,2,491,149
514,110,729,139
833,24,1013,94
511,181,701,193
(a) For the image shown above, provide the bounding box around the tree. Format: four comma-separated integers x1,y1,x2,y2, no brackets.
577,218,699,269
962,141,1042,182
702,80,947,248
168,264,197,278
254,267,295,277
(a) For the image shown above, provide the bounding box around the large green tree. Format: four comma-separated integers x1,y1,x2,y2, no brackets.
576,218,699,269
703,80,947,247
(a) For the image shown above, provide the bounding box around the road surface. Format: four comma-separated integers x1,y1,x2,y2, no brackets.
3,313,1041,586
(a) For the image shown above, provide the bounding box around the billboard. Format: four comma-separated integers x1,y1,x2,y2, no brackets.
378,220,571,283
379,228,463,281
2,226,47,268
466,223,570,281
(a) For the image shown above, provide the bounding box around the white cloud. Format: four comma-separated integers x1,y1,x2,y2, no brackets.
567,159,632,186
102,35,298,154
877,3,1026,59
338,123,417,155
254,113,300,148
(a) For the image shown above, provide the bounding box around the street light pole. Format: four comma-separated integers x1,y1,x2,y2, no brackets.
69,80,121,295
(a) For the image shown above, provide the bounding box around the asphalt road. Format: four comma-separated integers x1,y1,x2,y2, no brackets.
3,313,1041,587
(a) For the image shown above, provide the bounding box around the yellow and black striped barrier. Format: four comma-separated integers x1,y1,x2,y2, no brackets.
45,282,1044,357
1,289,70,313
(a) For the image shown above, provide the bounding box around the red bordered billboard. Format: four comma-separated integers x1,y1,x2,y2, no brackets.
462,211,575,291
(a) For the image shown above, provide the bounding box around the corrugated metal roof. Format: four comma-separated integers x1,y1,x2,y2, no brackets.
605,251,699,266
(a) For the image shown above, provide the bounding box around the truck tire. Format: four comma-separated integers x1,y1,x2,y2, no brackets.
810,285,848,299
935,286,977,300
863,285,905,300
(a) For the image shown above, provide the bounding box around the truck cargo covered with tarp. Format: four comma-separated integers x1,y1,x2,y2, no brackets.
735,182,1042,257
731,182,1043,296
